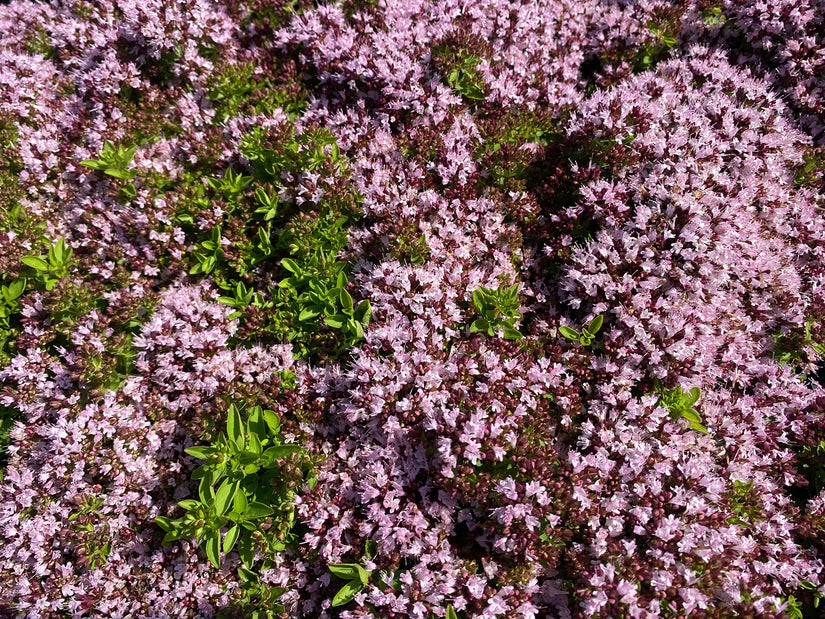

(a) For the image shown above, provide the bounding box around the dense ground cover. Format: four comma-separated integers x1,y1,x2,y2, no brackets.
1,0,825,616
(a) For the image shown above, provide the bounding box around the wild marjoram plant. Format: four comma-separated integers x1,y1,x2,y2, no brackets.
79,140,138,199
155,402,312,573
559,314,603,347
469,283,522,340
653,380,709,434
20,237,73,291
7,0,825,615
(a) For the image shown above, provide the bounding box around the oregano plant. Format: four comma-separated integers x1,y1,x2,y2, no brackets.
21,237,73,291
469,283,522,340
559,314,603,346
653,380,709,434
155,402,311,570
328,562,373,607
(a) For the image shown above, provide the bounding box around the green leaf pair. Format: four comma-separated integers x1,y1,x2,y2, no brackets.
241,126,347,180
559,314,603,346
254,186,280,221
329,563,373,607
189,226,224,275
280,258,371,343
446,56,485,101
217,280,270,319
0,277,26,327
207,168,252,204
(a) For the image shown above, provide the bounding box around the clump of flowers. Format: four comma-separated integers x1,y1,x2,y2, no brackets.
2,0,825,617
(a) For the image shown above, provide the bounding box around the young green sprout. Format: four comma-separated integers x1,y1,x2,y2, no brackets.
559,314,603,346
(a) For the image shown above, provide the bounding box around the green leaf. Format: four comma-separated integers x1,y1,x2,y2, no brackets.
120,182,136,199
104,167,135,180
6,278,25,300
80,159,106,170
233,488,248,514
154,516,175,532
237,566,259,584
243,462,260,476
246,406,266,438
470,319,488,334
331,580,363,607
324,314,346,329
236,451,258,466
472,289,484,314
503,325,522,340
184,446,218,460
587,314,603,335
51,239,64,263
199,474,215,504
205,530,221,568
679,408,702,424
263,410,280,436
690,421,709,434
247,432,262,456
447,605,458,619
223,524,240,554
177,499,201,511
281,258,300,274
215,479,237,516
686,387,700,405
227,405,243,446
352,320,364,339
558,326,579,340
21,256,50,271
339,289,354,313
238,530,255,568
244,502,274,519
356,565,371,586
355,299,371,324
261,444,302,465
191,464,209,480
329,564,361,580
299,306,321,321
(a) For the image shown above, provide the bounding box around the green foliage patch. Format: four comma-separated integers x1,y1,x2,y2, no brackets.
469,284,523,340
652,380,709,434
559,314,603,347
174,126,370,362
156,402,315,571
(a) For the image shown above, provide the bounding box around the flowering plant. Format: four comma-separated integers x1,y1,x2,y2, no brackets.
1,0,825,616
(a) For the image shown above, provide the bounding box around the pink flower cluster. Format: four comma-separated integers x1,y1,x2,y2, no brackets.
1,0,825,617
